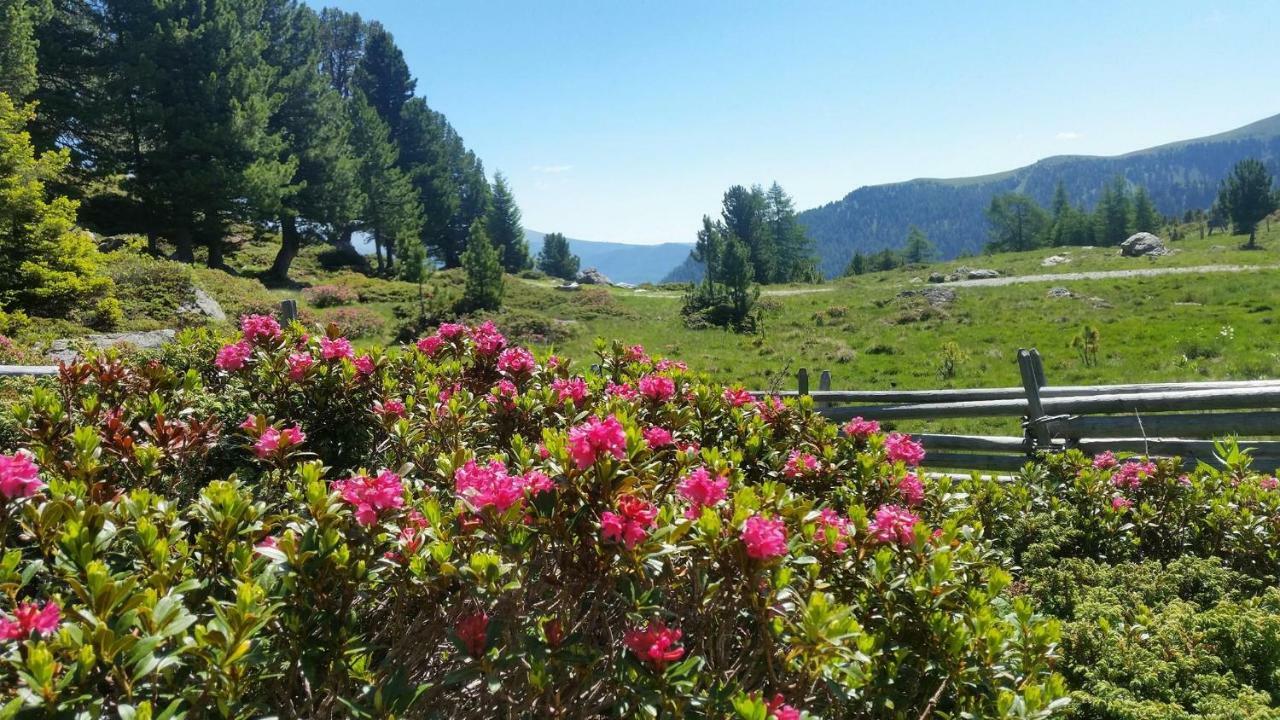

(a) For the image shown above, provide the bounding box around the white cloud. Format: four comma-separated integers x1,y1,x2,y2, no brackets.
531,164,573,174
1055,131,1082,141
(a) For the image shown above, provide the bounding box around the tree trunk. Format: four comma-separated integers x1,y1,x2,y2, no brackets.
147,230,159,255
268,215,301,282
373,233,384,273
1248,228,1257,250
173,226,195,263
335,227,356,254
385,238,395,275
206,236,224,268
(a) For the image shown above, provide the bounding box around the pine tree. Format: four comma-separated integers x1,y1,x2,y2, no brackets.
461,218,503,311
487,172,529,272
764,182,815,282
1050,181,1070,221
317,7,366,96
1131,186,1159,234
0,0,48,98
537,231,579,280
844,251,867,276
1094,176,1132,245
0,92,118,326
1217,158,1277,249
353,21,414,141
721,185,773,284
902,225,935,264
720,234,757,327
691,215,724,289
985,193,1049,252
349,95,420,274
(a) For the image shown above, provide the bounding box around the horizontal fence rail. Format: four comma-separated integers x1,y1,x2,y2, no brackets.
0,364,58,376
754,356,1280,473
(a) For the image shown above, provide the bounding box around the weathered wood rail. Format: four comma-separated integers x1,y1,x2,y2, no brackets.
753,351,1280,473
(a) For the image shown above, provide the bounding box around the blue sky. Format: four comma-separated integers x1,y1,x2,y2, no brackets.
305,1,1280,245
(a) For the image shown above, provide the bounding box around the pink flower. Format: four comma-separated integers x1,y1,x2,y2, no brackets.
766,695,802,720
454,459,526,514
0,450,44,500
1261,476,1279,491
333,469,405,525
655,359,687,372
253,424,305,459
624,621,684,670
643,426,673,449
470,322,506,356
286,352,313,381
1111,496,1133,511
897,472,925,507
1112,460,1158,490
320,336,353,361
783,451,819,478
601,495,658,549
638,374,676,403
1092,451,1118,470
814,508,852,553
842,416,881,439
677,467,729,519
868,504,921,545
552,377,590,406
884,433,925,467
489,380,518,408
497,347,536,375
567,415,628,469
606,382,638,400
624,344,650,364
741,514,788,560
723,387,754,407
254,535,278,556
240,314,282,345
437,322,467,340
373,399,406,419
522,470,556,496
0,601,61,641
416,335,444,356
354,354,375,375
215,341,252,371
239,414,259,432
456,612,489,657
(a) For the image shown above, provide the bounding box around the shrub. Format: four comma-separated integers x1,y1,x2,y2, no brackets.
0,323,1067,717
302,283,359,307
318,305,387,339
104,251,196,325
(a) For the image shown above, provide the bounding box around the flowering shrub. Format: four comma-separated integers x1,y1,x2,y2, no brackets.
0,321,1070,718
302,283,359,307
318,305,387,339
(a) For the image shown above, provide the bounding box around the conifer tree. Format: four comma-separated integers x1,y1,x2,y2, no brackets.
1131,186,1159,234
349,95,420,273
0,0,48,98
902,225,935,264
845,251,867,276
317,7,366,96
1050,181,1070,221
537,232,579,280
461,218,503,311
1217,158,1277,249
721,185,773,284
353,21,414,141
985,193,1048,252
1094,177,1132,245
691,215,724,289
764,182,815,282
487,172,530,272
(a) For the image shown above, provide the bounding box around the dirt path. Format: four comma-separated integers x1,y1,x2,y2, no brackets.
945,262,1280,287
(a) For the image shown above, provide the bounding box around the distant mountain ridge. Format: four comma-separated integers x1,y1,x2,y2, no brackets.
525,231,692,284
796,113,1280,277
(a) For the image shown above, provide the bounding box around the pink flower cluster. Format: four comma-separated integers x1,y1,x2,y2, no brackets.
677,467,728,519
332,470,405,526
1092,451,1118,470
842,416,881,439
470,321,506,356
372,398,406,419
814,508,853,553
897,472,925,507
0,451,44,500
497,347,536,376
783,451,819,478
643,426,673,449
606,382,638,400
287,352,313,381
553,377,590,406
241,416,306,459
416,335,444,357
723,387,754,407
567,415,627,469
868,504,921,546
638,374,676,402
766,694,803,720
624,344,650,364
624,620,685,670
601,495,658,549
215,341,252,371
885,433,926,467
320,336,353,361
454,459,553,514
0,601,60,641
456,612,489,657
1111,496,1133,511
1112,460,1158,490
240,314,282,345
741,514,788,560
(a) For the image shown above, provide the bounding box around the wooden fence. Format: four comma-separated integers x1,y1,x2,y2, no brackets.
753,349,1280,473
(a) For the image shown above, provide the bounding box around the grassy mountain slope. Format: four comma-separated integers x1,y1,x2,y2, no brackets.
525,230,691,284
798,112,1280,276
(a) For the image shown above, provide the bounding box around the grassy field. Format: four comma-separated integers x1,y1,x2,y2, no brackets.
22,221,1280,434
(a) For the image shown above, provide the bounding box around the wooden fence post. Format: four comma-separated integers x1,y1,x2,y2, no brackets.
817,370,831,409
280,299,298,324
797,368,809,396
1018,349,1051,449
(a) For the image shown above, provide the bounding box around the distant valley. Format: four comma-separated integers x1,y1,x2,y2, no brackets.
524,230,692,284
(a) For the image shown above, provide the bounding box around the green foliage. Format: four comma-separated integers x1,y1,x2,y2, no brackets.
986,192,1050,252
1217,158,1278,248
488,172,530,272
460,219,503,311
0,93,119,328
1070,325,1101,367
682,222,760,333
317,304,386,338
902,225,935,264
536,231,580,280
0,0,48,98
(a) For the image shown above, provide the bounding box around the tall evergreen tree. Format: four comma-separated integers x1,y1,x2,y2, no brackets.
1217,158,1277,249
537,231,578,280
461,218,503,311
1094,176,1132,245
0,0,49,98
985,193,1049,252
353,21,413,141
348,95,420,273
1131,186,1159,234
902,225,935,264
1050,180,1070,221
690,215,724,289
764,182,815,282
317,7,365,96
262,0,364,281
844,251,867,276
487,172,529,272
721,185,773,284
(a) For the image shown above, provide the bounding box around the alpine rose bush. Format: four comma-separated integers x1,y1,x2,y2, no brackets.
0,323,1069,718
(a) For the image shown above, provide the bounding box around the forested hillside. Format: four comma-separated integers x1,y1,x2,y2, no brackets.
524,230,691,284
799,113,1280,276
